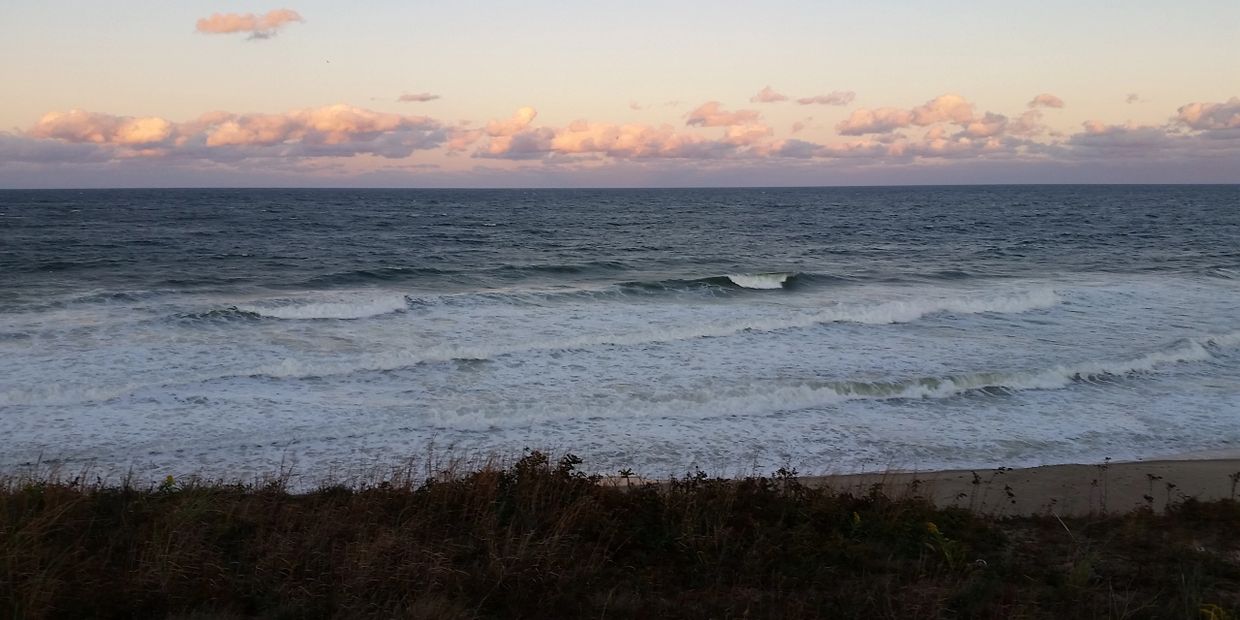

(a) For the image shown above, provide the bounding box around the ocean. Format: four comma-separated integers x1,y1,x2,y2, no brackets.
2,186,1238,481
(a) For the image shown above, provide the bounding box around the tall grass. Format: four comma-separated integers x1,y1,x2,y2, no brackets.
2,452,1238,618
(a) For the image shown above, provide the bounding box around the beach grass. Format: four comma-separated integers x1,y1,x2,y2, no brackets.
3,452,1239,619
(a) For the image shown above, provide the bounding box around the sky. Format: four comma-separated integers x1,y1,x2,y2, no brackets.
1,0,1238,188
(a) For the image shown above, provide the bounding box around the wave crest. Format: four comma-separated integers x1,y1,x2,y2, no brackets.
234,294,409,320
726,273,793,289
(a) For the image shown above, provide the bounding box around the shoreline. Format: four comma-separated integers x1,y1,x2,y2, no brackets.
810,457,1240,516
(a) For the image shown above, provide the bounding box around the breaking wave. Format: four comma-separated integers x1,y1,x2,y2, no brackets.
418,330,1240,429
726,273,794,289
233,294,410,320
252,288,1063,378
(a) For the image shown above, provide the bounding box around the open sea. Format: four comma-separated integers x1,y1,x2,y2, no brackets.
2,186,1238,481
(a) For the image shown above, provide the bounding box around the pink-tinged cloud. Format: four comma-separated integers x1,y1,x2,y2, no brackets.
203,105,426,147
835,107,913,135
1176,97,1240,130
961,112,1008,138
795,91,855,106
1007,110,1047,137
685,102,761,127
477,108,773,160
397,92,440,103
11,95,1240,180
1027,93,1065,109
750,86,788,103
723,123,774,146
486,107,538,136
910,94,975,125
30,110,174,146
25,105,448,160
836,94,975,135
195,9,304,39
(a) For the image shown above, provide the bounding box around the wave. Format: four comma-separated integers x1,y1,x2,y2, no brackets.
4,328,1235,408
233,294,410,320
420,330,1240,429
618,272,850,294
252,288,1063,379
726,273,793,289
818,335,1225,401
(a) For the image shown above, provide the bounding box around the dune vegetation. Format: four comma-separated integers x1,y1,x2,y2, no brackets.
3,452,1239,619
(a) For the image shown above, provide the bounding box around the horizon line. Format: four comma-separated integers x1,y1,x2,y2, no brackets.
3,182,1238,192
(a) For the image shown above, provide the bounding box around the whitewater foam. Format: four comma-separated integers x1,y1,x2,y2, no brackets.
726,273,792,289
421,331,1240,429
251,288,1064,379
233,293,409,320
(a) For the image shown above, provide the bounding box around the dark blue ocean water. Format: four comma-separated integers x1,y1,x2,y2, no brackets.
2,186,1239,479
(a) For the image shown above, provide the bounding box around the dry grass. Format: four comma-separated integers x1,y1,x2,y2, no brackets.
2,453,1239,619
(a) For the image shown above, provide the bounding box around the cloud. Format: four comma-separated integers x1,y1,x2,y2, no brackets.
486,106,538,136
478,108,771,160
1027,93,1065,109
961,112,1008,138
1126,93,1142,104
835,107,913,135
1176,97,1240,130
795,91,855,106
397,92,440,103
685,102,761,127
910,94,975,125
195,9,304,39
30,110,173,146
1007,110,1047,136
11,95,1240,184
836,94,974,135
0,132,111,164
750,86,788,103
24,104,447,161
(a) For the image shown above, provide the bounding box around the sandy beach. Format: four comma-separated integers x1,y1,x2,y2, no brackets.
814,456,1240,516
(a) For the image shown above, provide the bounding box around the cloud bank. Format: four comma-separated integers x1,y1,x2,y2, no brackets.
5,94,1239,185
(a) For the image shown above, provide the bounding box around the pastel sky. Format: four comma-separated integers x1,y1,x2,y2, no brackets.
2,0,1239,187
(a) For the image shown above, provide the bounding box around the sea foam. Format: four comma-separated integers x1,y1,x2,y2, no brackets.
233,293,409,320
